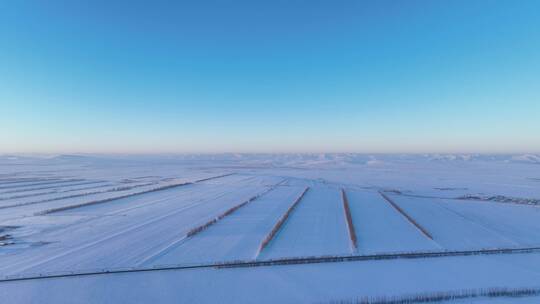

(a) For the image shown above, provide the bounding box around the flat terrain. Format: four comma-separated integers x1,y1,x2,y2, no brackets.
0,154,540,303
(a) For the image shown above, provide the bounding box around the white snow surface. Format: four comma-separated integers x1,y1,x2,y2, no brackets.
0,154,539,303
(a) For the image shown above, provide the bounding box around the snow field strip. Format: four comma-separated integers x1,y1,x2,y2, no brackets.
436,203,522,247
9,199,217,274
379,191,434,240
57,178,253,216
142,184,304,265
105,189,252,267
81,184,270,269
0,178,66,186
185,182,280,238
389,195,521,250
0,182,115,202
35,173,235,215
123,185,262,266
0,178,69,188
0,179,85,190
257,187,310,256
0,181,151,208
262,186,351,258
132,184,278,266
4,183,254,275
0,182,156,210
0,181,271,275
3,251,540,304
435,198,540,246
0,180,106,195
346,191,438,254
59,176,257,216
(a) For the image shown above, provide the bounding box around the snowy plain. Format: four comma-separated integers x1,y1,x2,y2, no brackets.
0,153,539,303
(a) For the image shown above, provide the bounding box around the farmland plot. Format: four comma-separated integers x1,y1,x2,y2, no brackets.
0,179,108,196
389,195,520,249
262,185,351,258
0,182,184,220
0,181,115,201
0,179,85,191
0,181,147,208
0,178,274,275
433,198,540,246
57,174,259,216
149,185,305,265
0,173,236,221
346,190,438,254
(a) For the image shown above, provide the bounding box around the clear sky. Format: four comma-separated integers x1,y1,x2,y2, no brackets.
1,0,539,154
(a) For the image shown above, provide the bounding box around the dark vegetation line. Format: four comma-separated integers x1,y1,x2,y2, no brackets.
0,177,38,182
341,189,358,252
217,247,540,269
379,192,434,240
0,178,65,186
0,176,63,182
35,173,235,215
329,287,540,304
457,194,540,206
192,173,235,183
382,190,540,207
0,180,106,195
186,183,277,238
258,187,310,255
0,179,85,190
0,183,154,210
1,247,539,284
0,182,116,201
0,181,111,200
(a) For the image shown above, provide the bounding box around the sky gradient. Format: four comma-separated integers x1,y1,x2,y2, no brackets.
1,0,539,154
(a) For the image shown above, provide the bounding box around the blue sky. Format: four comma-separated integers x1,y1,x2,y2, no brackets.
1,0,539,153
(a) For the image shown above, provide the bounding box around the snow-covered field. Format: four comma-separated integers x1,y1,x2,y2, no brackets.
0,154,539,303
